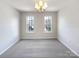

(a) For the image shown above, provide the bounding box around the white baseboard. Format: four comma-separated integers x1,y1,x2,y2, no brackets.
21,37,57,40
0,39,19,55
58,39,79,57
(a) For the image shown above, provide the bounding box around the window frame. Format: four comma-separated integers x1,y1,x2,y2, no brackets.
26,16,34,33
44,16,52,33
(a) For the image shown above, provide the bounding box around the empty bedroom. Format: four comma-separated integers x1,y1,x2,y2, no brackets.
0,0,79,58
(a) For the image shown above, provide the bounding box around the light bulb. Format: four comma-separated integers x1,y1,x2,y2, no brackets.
39,0,43,6
43,2,47,9
35,3,39,9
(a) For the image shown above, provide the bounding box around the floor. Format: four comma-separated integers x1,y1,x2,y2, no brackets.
0,39,78,58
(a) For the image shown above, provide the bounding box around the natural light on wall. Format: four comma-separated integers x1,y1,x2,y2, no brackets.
35,0,48,12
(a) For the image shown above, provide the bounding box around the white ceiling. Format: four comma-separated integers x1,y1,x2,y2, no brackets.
6,0,73,12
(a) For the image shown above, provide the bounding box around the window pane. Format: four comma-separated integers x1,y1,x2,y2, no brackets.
44,16,52,32
26,16,34,32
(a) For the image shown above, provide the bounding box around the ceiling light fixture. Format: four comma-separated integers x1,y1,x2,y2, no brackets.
35,0,48,12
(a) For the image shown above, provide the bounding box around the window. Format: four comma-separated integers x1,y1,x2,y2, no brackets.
44,16,52,32
26,16,34,33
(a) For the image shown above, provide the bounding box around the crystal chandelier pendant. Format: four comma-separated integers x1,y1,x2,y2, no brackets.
35,0,48,12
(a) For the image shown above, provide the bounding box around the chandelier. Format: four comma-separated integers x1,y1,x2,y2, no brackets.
35,0,48,12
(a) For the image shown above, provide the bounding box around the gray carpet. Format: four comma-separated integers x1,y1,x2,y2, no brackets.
0,39,78,58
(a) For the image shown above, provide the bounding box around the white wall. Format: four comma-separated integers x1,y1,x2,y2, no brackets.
20,12,57,39
58,0,79,56
0,0,20,55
